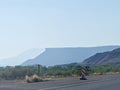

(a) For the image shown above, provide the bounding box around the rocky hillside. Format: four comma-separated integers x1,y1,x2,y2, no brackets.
81,48,120,66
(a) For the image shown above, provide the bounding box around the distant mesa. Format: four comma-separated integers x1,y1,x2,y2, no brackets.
0,46,119,67
22,46,120,66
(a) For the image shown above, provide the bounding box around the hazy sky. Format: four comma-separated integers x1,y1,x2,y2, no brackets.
0,0,120,58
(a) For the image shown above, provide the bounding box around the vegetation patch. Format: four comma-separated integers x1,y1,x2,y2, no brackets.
25,74,43,83
0,65,120,80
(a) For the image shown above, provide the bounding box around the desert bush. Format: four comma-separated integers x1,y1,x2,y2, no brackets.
25,74,43,83
25,75,31,83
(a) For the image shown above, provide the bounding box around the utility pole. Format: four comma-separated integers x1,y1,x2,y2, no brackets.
37,64,40,76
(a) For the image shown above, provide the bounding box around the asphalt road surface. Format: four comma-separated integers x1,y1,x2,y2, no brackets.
0,74,120,90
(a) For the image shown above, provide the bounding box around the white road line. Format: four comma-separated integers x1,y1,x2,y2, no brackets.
38,83,81,90
38,78,117,90
38,80,99,90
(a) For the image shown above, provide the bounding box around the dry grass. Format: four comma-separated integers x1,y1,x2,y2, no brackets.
25,74,43,83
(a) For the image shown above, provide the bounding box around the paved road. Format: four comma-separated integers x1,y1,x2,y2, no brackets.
0,74,120,90
42,76,120,90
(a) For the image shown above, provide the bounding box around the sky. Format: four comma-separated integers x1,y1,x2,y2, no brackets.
0,0,120,58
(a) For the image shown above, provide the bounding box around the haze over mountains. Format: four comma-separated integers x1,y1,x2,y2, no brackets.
22,46,120,66
0,48,45,66
0,46,119,67
81,48,120,66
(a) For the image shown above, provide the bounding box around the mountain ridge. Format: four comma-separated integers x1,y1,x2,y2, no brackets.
22,46,120,66
0,48,45,66
81,48,120,66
